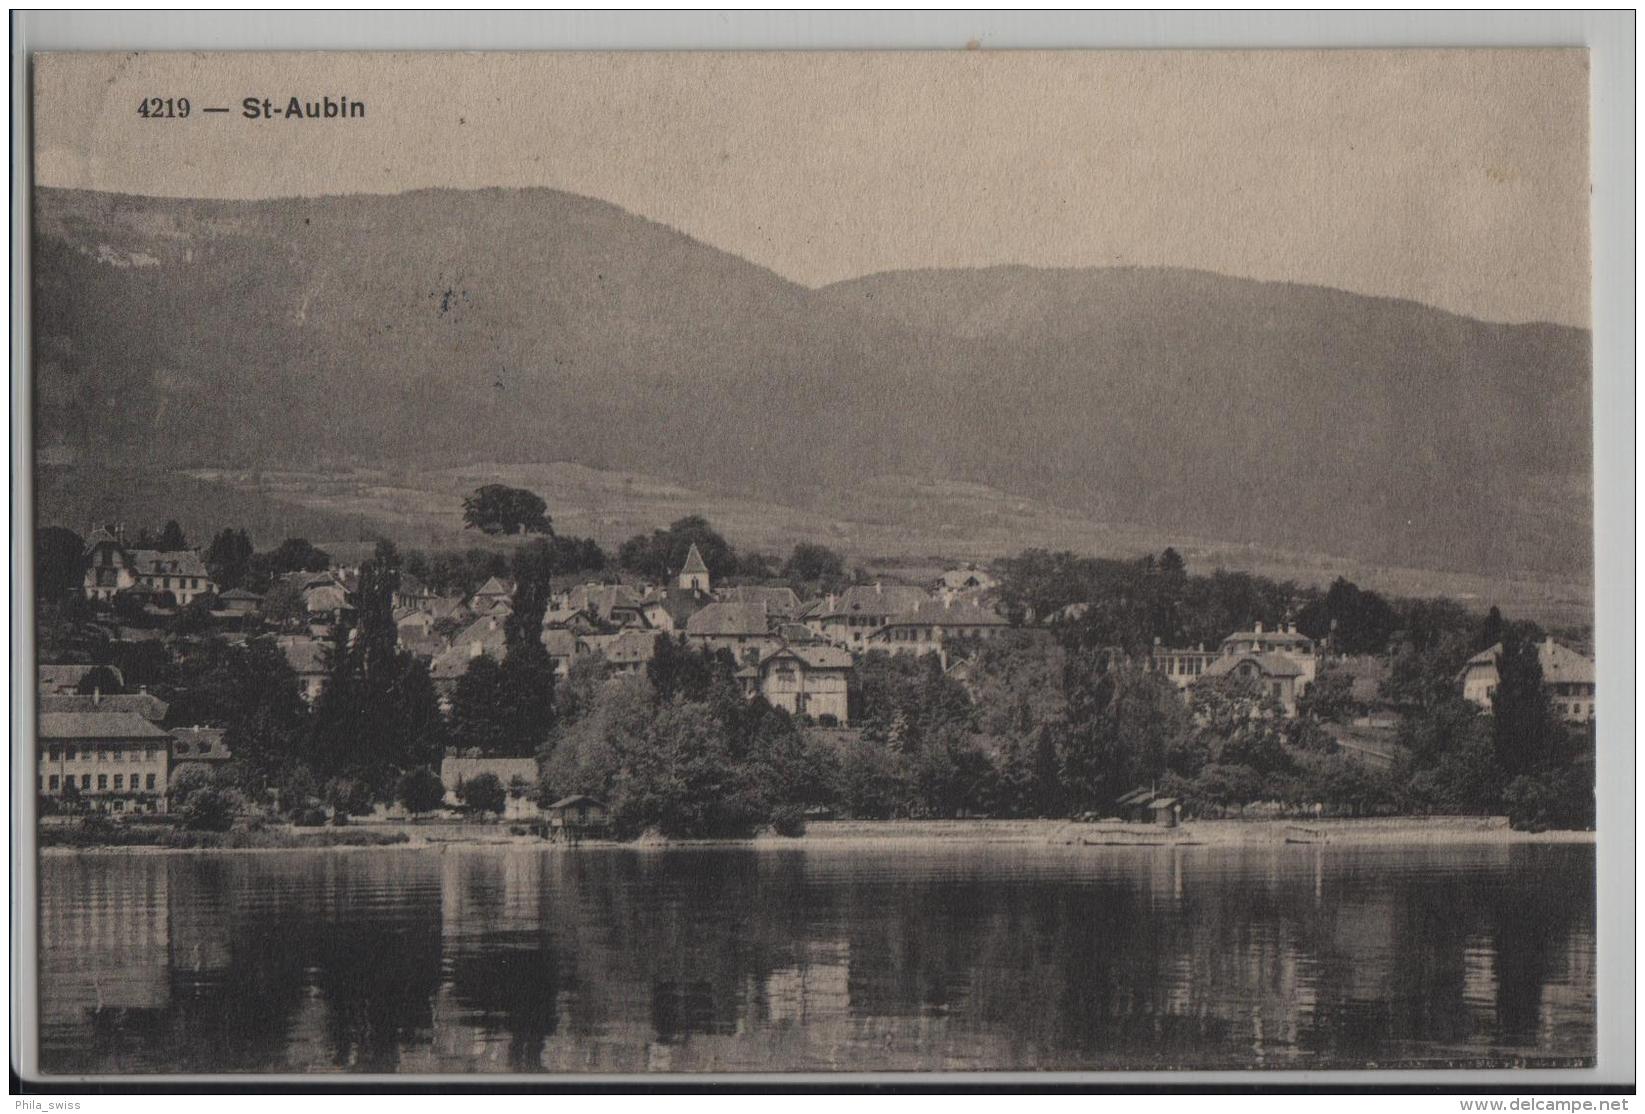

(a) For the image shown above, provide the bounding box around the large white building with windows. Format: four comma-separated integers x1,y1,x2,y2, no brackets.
1459,638,1596,725
37,711,174,814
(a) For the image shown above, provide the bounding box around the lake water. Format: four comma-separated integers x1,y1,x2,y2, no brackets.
37,841,1595,1075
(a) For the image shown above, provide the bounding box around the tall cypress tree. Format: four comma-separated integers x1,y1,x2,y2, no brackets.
1492,631,1556,778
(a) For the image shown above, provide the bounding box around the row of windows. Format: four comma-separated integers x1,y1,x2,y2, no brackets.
1550,682,1596,697
143,575,204,590
42,773,158,791
1158,657,1209,676
41,747,159,762
1555,703,1596,718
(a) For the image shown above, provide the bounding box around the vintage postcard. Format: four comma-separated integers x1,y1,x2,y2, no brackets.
25,49,1597,1078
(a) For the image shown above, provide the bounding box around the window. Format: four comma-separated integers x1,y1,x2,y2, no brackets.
112,799,124,812
37,776,43,792
97,775,107,790
81,774,91,789
146,774,156,790
114,774,124,790
49,775,59,790
145,748,155,761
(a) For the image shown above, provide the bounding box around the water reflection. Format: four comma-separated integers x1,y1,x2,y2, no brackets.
38,842,1596,1074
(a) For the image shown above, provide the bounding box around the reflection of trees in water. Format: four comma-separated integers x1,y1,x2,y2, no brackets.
40,844,1596,1073
446,933,564,1070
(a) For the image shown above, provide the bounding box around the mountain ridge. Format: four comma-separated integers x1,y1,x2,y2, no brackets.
31,185,1593,583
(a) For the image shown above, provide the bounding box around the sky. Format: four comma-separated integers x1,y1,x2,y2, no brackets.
34,49,1591,326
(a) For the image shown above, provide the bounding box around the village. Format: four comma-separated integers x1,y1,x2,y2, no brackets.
35,505,1597,839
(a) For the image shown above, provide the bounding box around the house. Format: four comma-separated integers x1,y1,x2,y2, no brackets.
684,602,779,662
439,755,541,819
39,690,169,723
216,587,264,614
808,584,931,649
717,585,804,621
542,628,589,678
545,794,611,839
542,606,603,635
469,575,514,611
393,574,439,612
1459,638,1596,724
864,598,1010,657
170,725,231,771
429,613,509,690
1148,643,1221,690
395,606,438,642
748,644,853,723
1218,623,1318,686
1202,651,1310,716
277,636,330,703
938,565,998,593
639,586,710,632
38,663,125,695
678,543,711,592
562,583,646,624
37,711,174,814
81,529,217,606
584,629,660,675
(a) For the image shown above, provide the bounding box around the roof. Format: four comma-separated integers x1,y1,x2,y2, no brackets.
1115,787,1154,806
38,692,170,722
563,583,644,620
1221,627,1313,648
939,566,997,589
1464,639,1596,685
38,663,126,691
604,629,660,664
218,587,263,601
1204,652,1307,680
440,755,538,790
680,543,709,576
718,585,802,616
778,622,821,644
127,549,211,579
762,644,853,672
427,595,471,620
876,599,1008,629
38,711,173,740
170,726,231,760
547,794,607,810
686,601,771,637
473,575,513,598
821,584,931,619
642,586,711,626
278,637,329,675
302,584,350,611
541,628,583,657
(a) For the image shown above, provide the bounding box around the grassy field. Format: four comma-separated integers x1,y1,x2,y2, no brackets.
172,461,1593,627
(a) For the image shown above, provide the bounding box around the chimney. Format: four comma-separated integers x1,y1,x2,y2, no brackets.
92,688,101,705
1254,621,1263,634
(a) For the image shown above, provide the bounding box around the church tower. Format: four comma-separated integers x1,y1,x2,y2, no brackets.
678,543,711,592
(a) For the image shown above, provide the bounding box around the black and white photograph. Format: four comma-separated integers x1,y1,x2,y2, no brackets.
15,39,1623,1085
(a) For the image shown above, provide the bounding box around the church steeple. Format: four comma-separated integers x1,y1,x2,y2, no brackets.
678,543,710,592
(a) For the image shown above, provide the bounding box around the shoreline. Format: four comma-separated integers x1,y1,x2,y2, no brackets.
38,815,1596,856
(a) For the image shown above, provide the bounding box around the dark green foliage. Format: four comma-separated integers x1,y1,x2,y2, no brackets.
308,552,447,795
179,786,241,831
397,768,447,815
1296,577,1397,654
618,515,737,580
1294,666,1358,724
783,543,845,584
204,527,255,590
463,484,552,536
157,519,188,550
769,804,807,837
1492,631,1560,778
73,664,123,695
36,526,85,603
447,542,560,757
459,772,506,815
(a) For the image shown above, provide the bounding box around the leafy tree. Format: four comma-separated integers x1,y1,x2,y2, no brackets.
308,551,447,795
783,543,845,584
73,664,123,695
36,526,85,603
397,768,448,816
1492,631,1562,778
647,634,733,705
450,653,509,752
618,515,736,580
1295,666,1358,724
205,528,256,591
463,484,552,536
167,764,214,808
179,786,241,831
1296,577,1397,655
265,537,331,575
458,772,507,815
158,519,188,550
